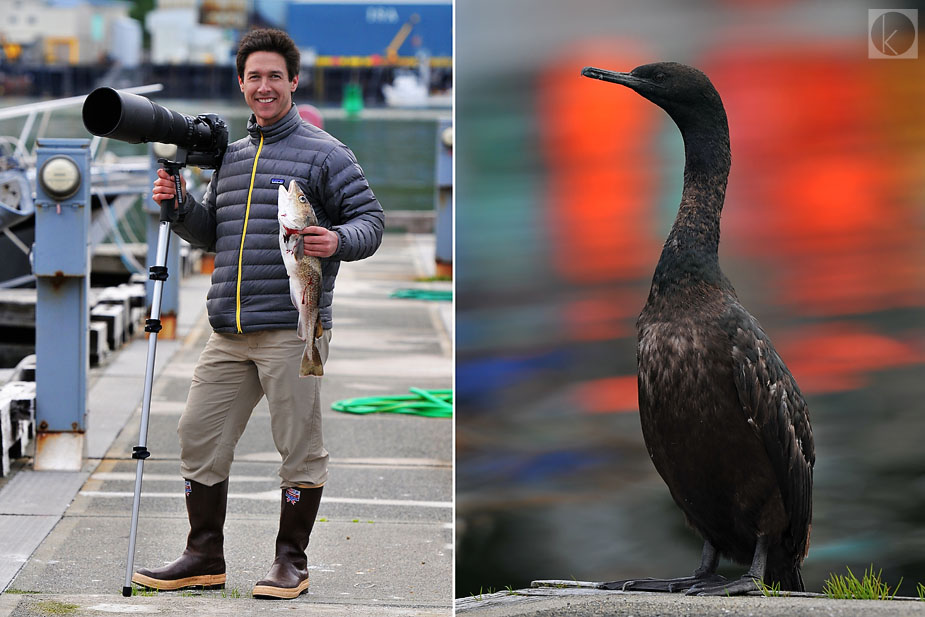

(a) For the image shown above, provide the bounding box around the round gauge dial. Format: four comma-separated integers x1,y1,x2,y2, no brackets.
39,155,81,200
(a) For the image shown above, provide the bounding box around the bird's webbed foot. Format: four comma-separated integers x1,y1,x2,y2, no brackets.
598,572,727,592
599,540,725,592
685,574,759,596
687,534,770,596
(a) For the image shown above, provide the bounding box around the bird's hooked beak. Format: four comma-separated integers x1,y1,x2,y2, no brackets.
581,66,660,91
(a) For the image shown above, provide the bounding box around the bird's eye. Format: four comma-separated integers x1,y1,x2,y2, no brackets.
654,72,666,81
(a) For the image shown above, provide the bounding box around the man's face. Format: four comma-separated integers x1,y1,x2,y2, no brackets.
238,50,298,127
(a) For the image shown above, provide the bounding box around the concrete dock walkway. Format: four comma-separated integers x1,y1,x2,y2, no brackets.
0,233,452,616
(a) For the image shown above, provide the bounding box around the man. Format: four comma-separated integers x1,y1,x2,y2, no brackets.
131,28,384,599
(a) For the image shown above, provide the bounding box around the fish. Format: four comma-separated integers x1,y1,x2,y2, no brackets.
278,180,324,377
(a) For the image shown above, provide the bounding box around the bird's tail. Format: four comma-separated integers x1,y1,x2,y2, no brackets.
765,561,805,592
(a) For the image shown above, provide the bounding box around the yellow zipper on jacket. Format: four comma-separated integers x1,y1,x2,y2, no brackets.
235,132,263,333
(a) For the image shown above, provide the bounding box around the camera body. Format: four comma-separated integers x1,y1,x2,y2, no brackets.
181,113,228,169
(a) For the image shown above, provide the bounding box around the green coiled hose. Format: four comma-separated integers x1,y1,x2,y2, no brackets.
331,388,453,418
389,289,452,302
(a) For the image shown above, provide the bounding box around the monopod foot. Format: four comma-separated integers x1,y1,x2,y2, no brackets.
122,585,132,597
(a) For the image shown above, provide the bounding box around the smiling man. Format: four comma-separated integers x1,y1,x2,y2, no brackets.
133,28,384,599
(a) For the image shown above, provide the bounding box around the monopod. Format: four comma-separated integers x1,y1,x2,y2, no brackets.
120,153,185,597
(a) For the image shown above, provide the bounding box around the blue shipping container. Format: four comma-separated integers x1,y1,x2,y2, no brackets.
287,1,452,59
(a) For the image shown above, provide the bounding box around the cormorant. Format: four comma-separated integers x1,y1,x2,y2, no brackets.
580,62,815,596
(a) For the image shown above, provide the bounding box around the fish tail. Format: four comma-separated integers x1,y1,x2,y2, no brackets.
299,344,324,377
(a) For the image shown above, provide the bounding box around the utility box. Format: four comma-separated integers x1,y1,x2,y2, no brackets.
34,149,91,275
32,138,91,470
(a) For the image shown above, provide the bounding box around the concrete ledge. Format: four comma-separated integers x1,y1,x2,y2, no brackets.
456,586,925,617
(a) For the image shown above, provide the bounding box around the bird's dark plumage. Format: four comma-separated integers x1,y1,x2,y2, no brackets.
582,62,815,596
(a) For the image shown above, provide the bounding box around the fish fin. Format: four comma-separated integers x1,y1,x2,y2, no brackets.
314,321,324,339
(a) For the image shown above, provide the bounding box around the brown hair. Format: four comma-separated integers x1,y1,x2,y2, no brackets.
236,28,300,81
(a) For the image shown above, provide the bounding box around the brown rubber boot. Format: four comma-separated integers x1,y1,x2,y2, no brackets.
253,486,323,599
131,478,228,590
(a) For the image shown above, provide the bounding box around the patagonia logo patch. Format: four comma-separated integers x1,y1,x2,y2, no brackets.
270,177,286,185
285,488,301,505
185,480,192,497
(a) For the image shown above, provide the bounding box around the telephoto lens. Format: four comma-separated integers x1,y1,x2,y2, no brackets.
82,87,227,166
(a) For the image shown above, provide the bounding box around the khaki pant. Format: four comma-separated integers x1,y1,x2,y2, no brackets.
178,328,331,489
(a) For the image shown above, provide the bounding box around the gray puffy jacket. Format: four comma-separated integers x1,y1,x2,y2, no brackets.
172,105,384,332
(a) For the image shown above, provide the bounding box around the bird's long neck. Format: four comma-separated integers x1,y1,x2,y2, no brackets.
652,113,732,292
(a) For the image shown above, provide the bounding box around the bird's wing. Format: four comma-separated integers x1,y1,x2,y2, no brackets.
725,302,815,559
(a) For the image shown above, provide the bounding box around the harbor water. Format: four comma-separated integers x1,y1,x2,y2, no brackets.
0,98,443,213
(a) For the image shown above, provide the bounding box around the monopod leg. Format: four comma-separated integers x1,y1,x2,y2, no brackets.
122,220,172,597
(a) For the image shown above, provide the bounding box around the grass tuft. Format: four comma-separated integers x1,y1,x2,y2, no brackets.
471,586,496,600
34,600,79,615
3,589,40,595
917,582,925,601
756,579,787,597
131,584,158,597
822,565,901,600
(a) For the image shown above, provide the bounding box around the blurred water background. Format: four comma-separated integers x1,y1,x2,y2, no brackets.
0,101,439,213
456,0,925,597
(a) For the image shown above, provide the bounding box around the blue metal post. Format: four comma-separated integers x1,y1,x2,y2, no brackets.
32,138,91,470
434,118,452,276
145,144,180,338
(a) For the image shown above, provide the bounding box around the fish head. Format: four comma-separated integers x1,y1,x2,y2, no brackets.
288,179,310,208
278,179,308,223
